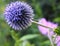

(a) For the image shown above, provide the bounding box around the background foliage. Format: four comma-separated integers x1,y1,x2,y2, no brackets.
0,0,60,46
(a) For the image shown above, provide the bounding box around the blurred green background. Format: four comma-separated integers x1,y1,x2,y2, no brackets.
0,0,60,46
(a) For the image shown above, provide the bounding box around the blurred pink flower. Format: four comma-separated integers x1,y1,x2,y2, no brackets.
55,36,60,46
38,18,58,36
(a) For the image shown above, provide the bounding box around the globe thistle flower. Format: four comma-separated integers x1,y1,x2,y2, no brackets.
38,18,58,36
4,1,34,30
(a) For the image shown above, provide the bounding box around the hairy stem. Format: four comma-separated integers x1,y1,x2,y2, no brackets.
48,30,54,46
32,20,54,46
32,20,52,29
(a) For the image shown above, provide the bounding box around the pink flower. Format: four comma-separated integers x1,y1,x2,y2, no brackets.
57,42,60,46
55,36,60,46
38,18,58,36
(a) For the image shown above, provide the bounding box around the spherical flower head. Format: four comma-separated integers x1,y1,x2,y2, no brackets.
38,18,58,36
55,36,60,46
4,1,34,30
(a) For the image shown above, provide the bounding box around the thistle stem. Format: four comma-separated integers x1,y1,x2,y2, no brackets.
48,30,54,46
32,20,52,29
32,20,54,46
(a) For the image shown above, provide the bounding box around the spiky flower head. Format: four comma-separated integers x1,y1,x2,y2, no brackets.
4,1,34,30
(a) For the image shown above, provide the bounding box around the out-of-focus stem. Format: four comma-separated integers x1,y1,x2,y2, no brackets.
32,20,52,29
48,29,54,46
32,20,54,46
53,34,57,45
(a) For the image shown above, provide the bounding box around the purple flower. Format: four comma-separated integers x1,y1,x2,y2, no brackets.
4,1,34,30
55,36,60,46
38,18,58,36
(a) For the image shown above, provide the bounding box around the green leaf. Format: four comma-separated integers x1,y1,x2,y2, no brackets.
41,40,50,46
54,26,60,35
15,40,35,46
20,34,39,41
21,41,31,46
54,17,60,22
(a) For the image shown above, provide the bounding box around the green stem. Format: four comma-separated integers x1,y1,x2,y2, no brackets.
48,30,54,46
32,20,54,46
10,30,19,41
32,20,52,29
